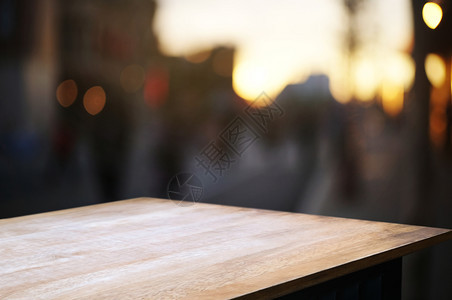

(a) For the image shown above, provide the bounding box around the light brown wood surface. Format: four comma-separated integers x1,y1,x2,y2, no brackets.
0,198,451,299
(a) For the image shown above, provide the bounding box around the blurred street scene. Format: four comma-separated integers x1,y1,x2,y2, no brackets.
0,0,451,299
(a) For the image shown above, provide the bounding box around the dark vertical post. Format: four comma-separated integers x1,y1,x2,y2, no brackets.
402,2,433,299
407,0,431,225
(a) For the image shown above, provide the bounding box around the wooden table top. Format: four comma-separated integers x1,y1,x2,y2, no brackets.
1,198,451,299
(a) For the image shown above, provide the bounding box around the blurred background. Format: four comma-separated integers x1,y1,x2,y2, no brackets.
0,0,451,298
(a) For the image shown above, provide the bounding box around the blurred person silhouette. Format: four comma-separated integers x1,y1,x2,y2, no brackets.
276,74,355,213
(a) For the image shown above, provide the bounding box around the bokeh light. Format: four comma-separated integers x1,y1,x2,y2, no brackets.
329,52,414,106
329,59,352,104
233,62,269,103
425,53,446,87
56,79,78,107
380,52,414,116
83,86,106,115
381,81,404,117
382,53,415,89
120,64,145,93
156,0,412,107
422,2,443,29
450,63,452,97
353,58,377,102
144,66,169,108
232,48,300,105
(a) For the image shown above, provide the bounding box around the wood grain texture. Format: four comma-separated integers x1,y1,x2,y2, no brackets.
0,198,451,299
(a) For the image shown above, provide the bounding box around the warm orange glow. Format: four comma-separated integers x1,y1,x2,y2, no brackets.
422,2,443,29
83,86,106,115
120,64,145,93
233,62,269,103
451,60,452,98
56,79,77,107
430,107,447,133
383,53,415,89
430,107,447,147
425,53,446,87
330,80,352,104
332,52,414,105
144,66,169,108
430,84,449,108
353,59,377,102
381,81,404,116
232,47,308,105
329,59,352,104
156,0,413,106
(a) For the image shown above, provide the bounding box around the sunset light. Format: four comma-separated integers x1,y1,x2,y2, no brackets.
155,0,413,108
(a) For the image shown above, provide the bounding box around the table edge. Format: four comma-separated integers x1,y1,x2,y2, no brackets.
234,230,452,299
